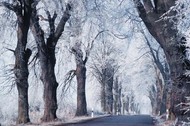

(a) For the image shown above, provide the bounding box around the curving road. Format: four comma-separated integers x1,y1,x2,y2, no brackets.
60,115,155,126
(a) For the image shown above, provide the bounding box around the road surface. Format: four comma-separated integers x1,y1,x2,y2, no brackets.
59,115,155,126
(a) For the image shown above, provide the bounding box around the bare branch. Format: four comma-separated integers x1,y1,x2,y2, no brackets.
84,30,106,64
0,2,17,11
38,15,48,21
29,52,38,65
64,70,76,85
5,47,15,53
54,3,71,42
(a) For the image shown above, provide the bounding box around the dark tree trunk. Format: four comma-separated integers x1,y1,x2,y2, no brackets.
105,81,113,114
15,47,31,124
40,47,58,121
71,42,88,116
101,83,106,112
2,0,33,124
30,4,71,122
100,68,107,112
105,66,114,114
134,0,190,121
75,64,87,116
113,77,122,115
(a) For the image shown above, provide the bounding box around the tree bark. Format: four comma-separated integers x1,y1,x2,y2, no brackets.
30,3,71,122
15,47,31,124
134,0,190,121
101,83,106,112
71,43,88,116
75,64,87,116
105,66,114,114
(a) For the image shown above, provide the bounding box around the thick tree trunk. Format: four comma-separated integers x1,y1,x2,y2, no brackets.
75,64,87,116
134,0,190,121
105,68,114,114
40,48,58,121
15,47,31,124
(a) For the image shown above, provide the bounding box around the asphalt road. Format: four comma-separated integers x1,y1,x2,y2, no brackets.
60,115,155,126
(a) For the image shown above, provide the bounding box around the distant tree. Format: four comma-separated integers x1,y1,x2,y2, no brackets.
142,31,171,114
67,30,104,116
1,0,32,124
122,91,139,114
30,2,71,122
91,41,119,114
133,0,190,122
141,30,170,115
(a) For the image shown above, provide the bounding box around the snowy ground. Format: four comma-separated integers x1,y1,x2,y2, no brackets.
153,114,177,126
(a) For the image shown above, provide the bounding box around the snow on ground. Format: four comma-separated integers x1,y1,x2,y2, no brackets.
153,114,177,126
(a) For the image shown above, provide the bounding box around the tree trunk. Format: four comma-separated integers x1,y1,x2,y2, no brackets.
15,47,31,124
75,64,87,116
40,48,58,121
101,83,106,112
134,0,190,121
105,67,114,114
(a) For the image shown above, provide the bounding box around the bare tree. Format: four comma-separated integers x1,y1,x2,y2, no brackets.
91,40,119,114
141,29,170,115
0,0,33,124
133,0,190,121
65,30,104,116
30,2,71,122
71,42,88,116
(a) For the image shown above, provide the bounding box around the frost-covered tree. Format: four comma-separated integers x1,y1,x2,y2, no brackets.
133,0,190,122
30,1,71,122
91,40,119,114
140,29,170,115
0,0,32,124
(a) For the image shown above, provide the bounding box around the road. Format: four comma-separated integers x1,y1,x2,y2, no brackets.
59,115,155,126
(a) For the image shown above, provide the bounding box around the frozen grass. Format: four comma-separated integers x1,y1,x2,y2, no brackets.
0,107,105,126
153,114,173,126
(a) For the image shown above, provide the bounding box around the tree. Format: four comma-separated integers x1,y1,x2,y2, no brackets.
71,42,88,116
91,40,119,114
30,2,71,122
67,31,104,116
1,0,32,124
133,0,190,121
